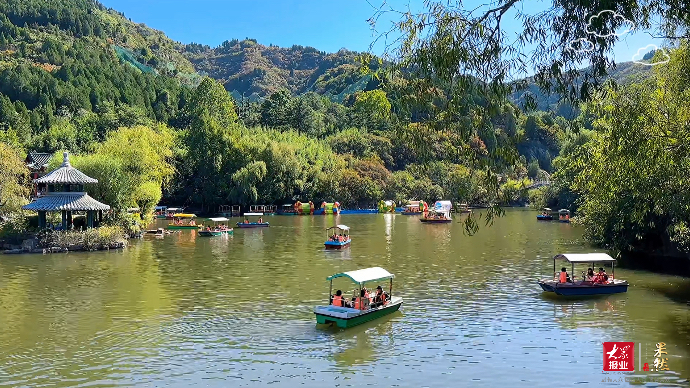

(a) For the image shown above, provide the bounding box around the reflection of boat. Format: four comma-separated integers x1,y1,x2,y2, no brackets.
420,200,452,223
538,253,629,296
325,224,351,249
315,267,402,328
537,207,553,221
166,213,202,230
236,213,269,228
199,217,233,236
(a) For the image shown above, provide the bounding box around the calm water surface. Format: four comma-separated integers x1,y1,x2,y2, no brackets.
1,209,689,387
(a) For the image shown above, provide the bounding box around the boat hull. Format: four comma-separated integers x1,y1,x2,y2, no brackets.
199,230,229,236
538,281,628,296
236,223,269,228
315,300,402,328
420,218,452,223
324,240,351,249
537,215,553,220
166,225,201,230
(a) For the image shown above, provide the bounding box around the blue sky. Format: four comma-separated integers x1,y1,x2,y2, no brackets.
100,0,664,69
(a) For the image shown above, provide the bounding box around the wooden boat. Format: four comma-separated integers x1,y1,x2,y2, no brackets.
199,217,233,236
558,209,571,223
420,200,452,223
166,213,202,230
325,225,351,249
537,207,553,221
538,253,629,296
314,267,402,328
236,213,269,228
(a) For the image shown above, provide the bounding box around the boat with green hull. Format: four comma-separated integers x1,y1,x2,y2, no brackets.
166,213,202,230
198,217,233,236
314,267,402,329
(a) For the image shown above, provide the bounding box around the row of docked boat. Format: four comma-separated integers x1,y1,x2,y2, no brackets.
537,207,571,222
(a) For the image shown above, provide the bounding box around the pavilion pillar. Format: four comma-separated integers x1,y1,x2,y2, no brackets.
61,210,67,229
67,211,73,229
38,211,46,229
87,211,94,228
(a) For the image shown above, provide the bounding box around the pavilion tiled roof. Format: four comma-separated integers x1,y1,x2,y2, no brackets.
26,152,52,170
34,152,98,184
22,193,111,211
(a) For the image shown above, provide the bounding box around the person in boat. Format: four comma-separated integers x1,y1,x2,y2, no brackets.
363,287,370,302
585,268,595,282
594,267,609,284
244,218,249,224
353,289,370,310
258,217,263,223
332,290,346,307
373,285,388,307
559,267,571,283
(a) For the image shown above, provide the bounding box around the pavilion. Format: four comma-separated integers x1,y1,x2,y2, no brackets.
22,152,110,229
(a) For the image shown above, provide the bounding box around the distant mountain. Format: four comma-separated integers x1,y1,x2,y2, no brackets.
182,39,375,102
510,61,654,118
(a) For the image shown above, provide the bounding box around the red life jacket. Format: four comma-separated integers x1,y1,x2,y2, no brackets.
333,295,343,307
559,272,567,283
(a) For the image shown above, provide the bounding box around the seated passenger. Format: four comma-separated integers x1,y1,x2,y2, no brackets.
559,267,571,283
353,289,369,310
332,290,344,307
585,268,595,282
594,267,609,284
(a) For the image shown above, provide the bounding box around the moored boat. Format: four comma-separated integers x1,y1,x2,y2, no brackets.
199,217,233,236
236,213,270,228
538,253,628,296
401,200,426,215
537,207,553,221
154,206,167,219
314,267,402,328
420,200,452,223
166,213,202,230
324,225,351,249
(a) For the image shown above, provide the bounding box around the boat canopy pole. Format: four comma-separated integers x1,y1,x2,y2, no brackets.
329,280,333,304
553,259,556,279
571,263,574,280
389,278,393,299
612,261,615,280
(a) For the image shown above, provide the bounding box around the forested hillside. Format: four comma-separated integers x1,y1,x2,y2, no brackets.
0,0,571,238
183,39,375,102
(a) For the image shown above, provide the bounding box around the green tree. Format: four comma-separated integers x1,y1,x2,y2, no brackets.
0,141,30,215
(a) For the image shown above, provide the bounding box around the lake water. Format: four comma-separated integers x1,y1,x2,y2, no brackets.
1,209,689,387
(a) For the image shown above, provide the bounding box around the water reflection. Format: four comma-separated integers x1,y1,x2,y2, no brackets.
0,210,689,387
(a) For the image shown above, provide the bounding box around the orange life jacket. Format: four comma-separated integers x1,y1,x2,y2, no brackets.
333,295,343,307
559,272,567,283
353,297,363,310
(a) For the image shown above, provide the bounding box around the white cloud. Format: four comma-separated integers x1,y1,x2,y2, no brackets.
586,10,635,38
632,44,671,66
567,38,595,53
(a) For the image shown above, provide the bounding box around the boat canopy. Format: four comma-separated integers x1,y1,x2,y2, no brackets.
167,207,182,211
327,267,394,284
155,206,167,210
326,224,349,231
173,213,196,218
559,209,570,213
554,253,616,263
208,217,229,222
544,207,552,211
434,200,452,212
244,212,263,216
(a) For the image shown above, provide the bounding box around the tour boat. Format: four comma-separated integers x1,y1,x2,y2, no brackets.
199,217,233,236
166,213,202,230
401,200,426,215
314,267,402,328
537,208,554,221
538,253,629,296
457,203,471,213
164,207,184,220
420,200,452,223
236,213,270,228
558,209,571,223
324,225,351,249
154,206,167,219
